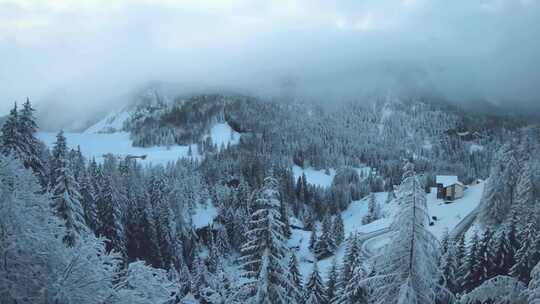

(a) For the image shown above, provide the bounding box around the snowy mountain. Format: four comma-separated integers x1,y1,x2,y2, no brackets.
4,95,540,304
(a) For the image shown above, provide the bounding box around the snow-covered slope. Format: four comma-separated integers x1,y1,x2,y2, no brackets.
84,110,130,134
38,132,199,165
426,182,484,239
292,165,372,188
291,181,486,279
289,192,392,279
39,120,241,166
206,123,241,148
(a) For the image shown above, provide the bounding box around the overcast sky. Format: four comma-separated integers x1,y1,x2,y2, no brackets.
1,0,540,120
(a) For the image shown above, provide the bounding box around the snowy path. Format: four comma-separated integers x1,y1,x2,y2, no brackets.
359,182,485,260
449,207,479,240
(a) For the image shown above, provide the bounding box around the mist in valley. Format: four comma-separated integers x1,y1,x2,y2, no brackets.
1,0,540,129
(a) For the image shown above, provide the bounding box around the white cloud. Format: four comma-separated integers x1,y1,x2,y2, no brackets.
1,0,539,117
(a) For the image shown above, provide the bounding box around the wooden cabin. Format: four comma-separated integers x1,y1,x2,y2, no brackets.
436,175,466,201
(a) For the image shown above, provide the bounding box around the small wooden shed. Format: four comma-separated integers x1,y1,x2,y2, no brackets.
436,175,466,201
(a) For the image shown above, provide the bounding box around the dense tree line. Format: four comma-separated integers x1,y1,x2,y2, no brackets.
1,98,539,304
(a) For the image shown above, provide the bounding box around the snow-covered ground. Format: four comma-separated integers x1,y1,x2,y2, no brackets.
84,110,130,134
426,182,484,239
289,192,392,279
206,123,241,149
191,200,218,229
292,181,486,279
38,122,241,166
292,165,372,188
38,132,199,165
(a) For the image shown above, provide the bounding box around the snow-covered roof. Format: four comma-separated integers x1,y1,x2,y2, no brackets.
436,175,463,187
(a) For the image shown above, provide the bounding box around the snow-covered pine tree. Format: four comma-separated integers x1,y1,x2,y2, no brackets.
460,232,480,293
339,233,360,294
438,239,459,299
362,193,381,224
333,213,345,247
287,253,303,304
149,176,177,269
471,228,495,286
315,214,337,259
439,229,450,256
0,155,122,304
326,258,339,303
338,245,368,304
279,196,292,238
510,221,540,283
304,262,327,304
79,168,98,232
240,176,290,303
460,275,528,304
478,145,520,227
215,224,231,256
529,262,540,304
50,131,87,246
96,174,125,256
309,224,318,250
0,103,24,160
363,162,441,304
514,164,535,224
17,98,46,184
491,218,518,277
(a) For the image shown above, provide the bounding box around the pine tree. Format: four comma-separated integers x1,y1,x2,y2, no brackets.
475,228,495,284
460,232,480,293
514,165,535,223
529,262,540,304
309,225,318,251
240,177,290,303
0,103,24,160
50,131,87,246
510,221,539,283
439,229,450,257
96,174,124,256
287,253,303,304
215,225,231,256
491,219,518,277
304,263,327,304
79,168,98,232
339,233,360,293
149,176,176,269
362,193,381,224
332,214,345,247
478,146,520,226
363,163,441,304
326,258,339,303
438,240,459,296
339,259,368,304
18,98,46,184
280,197,292,238
315,214,337,259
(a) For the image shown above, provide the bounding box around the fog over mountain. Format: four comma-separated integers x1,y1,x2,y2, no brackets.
1,0,540,128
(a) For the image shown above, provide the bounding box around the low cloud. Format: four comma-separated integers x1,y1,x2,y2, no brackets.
1,0,539,126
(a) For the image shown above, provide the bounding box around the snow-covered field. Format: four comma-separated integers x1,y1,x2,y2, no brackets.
292,165,372,188
38,132,198,165
38,122,241,166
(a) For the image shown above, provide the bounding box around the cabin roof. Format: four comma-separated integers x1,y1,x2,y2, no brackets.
436,175,464,188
